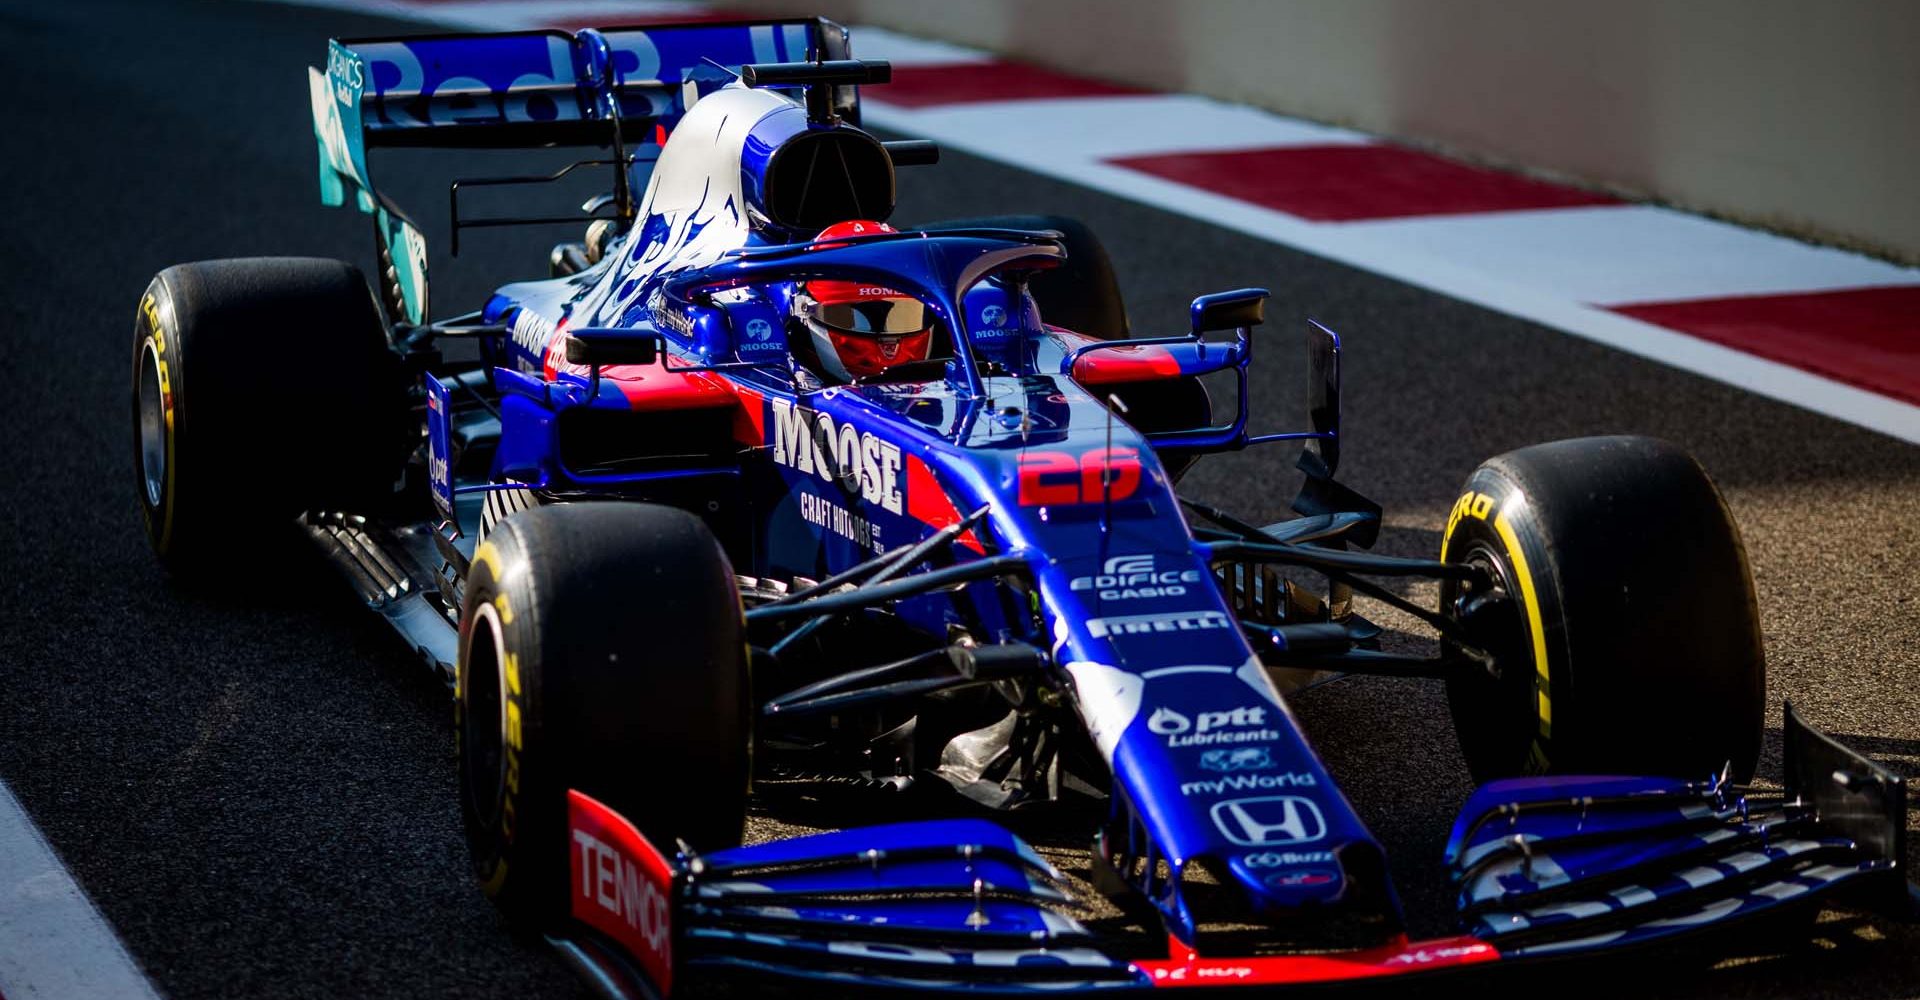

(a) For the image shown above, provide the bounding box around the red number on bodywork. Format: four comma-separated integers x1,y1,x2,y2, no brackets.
1081,447,1141,502
1018,447,1142,505
1018,451,1081,506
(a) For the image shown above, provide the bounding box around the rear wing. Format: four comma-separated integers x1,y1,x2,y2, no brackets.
309,18,854,326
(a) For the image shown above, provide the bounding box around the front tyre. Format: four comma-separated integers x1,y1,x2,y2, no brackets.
1440,436,1764,783
457,503,750,931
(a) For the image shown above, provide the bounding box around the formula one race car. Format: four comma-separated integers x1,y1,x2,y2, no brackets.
130,16,1912,997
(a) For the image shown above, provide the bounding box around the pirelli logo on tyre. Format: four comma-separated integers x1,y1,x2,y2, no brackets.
1442,490,1496,550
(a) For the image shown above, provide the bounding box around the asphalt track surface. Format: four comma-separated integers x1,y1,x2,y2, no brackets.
0,1,1915,997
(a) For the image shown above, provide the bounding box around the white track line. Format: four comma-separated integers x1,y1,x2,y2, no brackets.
0,781,163,1000
889,94,1372,160
843,25,993,66
1338,204,1920,306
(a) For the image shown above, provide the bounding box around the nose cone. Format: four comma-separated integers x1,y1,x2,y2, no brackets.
1186,838,1405,953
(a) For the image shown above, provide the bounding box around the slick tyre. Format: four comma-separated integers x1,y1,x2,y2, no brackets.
1439,436,1764,783
920,214,1129,338
457,503,750,932
132,258,407,577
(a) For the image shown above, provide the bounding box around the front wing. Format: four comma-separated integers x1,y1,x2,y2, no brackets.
551,705,1911,997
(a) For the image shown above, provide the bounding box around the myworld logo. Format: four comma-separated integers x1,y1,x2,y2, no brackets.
1180,771,1319,797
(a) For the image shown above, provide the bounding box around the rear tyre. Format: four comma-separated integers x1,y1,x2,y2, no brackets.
131,258,408,576
919,213,1129,338
457,503,750,931
1440,436,1764,783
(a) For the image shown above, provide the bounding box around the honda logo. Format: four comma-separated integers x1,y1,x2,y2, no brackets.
1209,796,1327,846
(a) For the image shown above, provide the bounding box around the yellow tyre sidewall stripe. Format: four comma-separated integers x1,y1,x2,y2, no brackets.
1490,506,1553,745
140,292,177,553
1444,485,1555,769
462,540,524,897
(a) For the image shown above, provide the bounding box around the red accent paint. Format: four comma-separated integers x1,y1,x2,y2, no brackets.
1017,448,1141,506
1110,144,1618,221
730,384,768,447
1081,447,1141,503
1071,343,1183,384
541,314,572,382
1609,285,1920,407
567,791,675,995
549,347,736,411
1134,934,1497,987
1016,451,1079,506
875,62,1145,108
905,454,986,552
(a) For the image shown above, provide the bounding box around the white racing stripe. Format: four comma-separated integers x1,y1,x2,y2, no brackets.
0,781,163,1000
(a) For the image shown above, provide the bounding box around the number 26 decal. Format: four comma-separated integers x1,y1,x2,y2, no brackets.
1018,448,1142,506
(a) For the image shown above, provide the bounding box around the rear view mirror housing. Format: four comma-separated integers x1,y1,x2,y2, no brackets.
1190,288,1269,335
564,328,664,367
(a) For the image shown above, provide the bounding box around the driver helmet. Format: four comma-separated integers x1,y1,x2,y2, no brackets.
794,220,935,383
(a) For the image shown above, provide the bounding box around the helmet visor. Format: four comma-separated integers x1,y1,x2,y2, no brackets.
814,296,928,337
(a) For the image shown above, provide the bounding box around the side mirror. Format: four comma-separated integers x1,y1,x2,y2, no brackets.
564,328,663,367
1190,287,1269,335
883,139,940,167
1303,319,1341,477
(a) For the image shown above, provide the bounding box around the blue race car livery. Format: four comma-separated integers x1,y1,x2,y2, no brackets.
129,15,1912,998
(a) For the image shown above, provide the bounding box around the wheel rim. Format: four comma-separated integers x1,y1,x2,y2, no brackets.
462,601,509,826
1446,541,1541,774
136,339,167,508
1453,543,1529,682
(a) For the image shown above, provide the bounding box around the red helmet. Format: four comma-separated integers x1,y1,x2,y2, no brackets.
797,221,934,383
